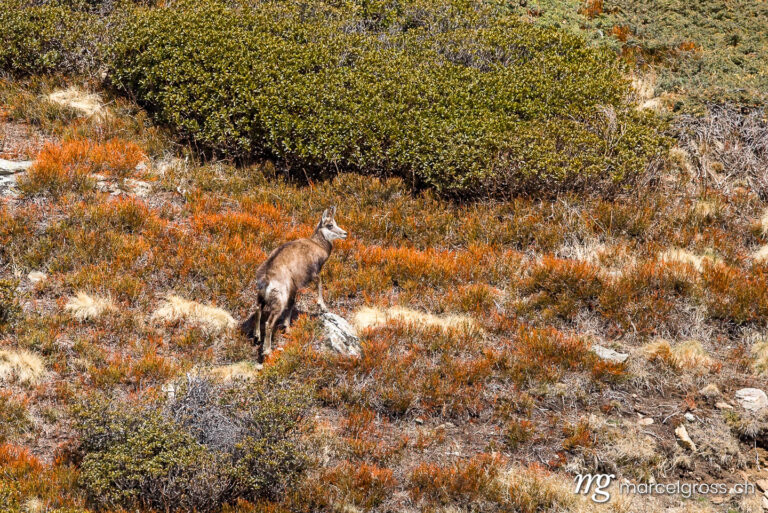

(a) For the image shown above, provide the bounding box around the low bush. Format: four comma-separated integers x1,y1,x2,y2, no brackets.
0,1,103,76
108,0,668,197
0,279,20,329
73,375,310,512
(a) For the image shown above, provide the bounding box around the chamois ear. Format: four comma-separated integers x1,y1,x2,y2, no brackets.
330,205,337,218
321,208,331,222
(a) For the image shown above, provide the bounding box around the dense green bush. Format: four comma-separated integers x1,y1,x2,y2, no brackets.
0,279,20,329
0,0,104,76
74,375,310,512
109,0,668,196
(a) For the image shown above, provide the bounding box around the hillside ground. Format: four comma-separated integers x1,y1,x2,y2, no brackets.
1,76,768,512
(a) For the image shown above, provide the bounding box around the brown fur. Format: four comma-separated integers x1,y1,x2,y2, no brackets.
241,207,346,357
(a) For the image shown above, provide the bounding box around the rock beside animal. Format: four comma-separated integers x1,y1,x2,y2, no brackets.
321,313,361,357
0,159,33,175
734,388,768,412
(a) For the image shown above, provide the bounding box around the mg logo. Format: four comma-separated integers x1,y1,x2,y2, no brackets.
573,473,615,503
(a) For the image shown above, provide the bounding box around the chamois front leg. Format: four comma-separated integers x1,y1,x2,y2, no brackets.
316,274,328,312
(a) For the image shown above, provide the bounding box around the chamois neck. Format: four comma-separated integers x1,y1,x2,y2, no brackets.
310,229,333,255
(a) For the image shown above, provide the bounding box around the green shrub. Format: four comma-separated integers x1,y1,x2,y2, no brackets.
0,0,104,76
109,0,668,197
0,279,20,329
74,375,310,512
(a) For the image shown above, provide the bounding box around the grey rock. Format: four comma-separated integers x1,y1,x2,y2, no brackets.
735,388,768,412
590,344,629,363
0,159,33,175
321,312,361,356
684,412,695,422
0,173,18,195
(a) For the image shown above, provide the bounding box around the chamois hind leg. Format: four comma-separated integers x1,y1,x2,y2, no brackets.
263,307,282,357
282,296,296,333
240,308,261,344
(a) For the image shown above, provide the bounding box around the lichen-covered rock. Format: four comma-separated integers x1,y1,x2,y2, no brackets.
321,313,361,357
0,159,33,175
590,344,629,364
735,388,768,412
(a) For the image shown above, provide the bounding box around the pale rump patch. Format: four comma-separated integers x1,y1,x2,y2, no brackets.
48,87,106,118
65,291,117,321
0,349,45,385
151,294,236,333
352,306,477,332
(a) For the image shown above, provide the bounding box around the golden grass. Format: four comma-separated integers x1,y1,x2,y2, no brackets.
210,361,262,381
47,87,105,118
352,306,478,332
64,291,116,321
0,349,45,385
658,248,713,272
751,244,768,263
760,207,768,236
642,339,719,373
151,294,236,333
751,338,768,376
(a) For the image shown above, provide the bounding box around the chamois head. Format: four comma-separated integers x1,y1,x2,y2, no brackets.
317,206,347,241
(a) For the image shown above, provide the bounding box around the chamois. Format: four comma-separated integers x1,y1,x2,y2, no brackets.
241,206,347,356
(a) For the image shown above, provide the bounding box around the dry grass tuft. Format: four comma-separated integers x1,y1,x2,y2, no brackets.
210,361,262,381
22,497,44,513
751,338,768,376
48,87,105,118
64,291,117,321
642,339,719,373
0,349,45,385
759,208,768,236
658,248,714,272
352,306,477,332
752,244,768,263
151,294,236,333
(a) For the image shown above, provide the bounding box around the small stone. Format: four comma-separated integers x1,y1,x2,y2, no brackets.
675,424,697,452
756,479,768,493
637,417,654,426
735,388,768,412
27,271,47,284
710,496,725,505
0,159,33,175
762,496,768,510
684,412,695,422
415,417,424,425
715,401,733,410
590,344,629,363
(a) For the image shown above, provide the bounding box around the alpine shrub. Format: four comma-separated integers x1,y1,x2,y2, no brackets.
108,0,668,197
